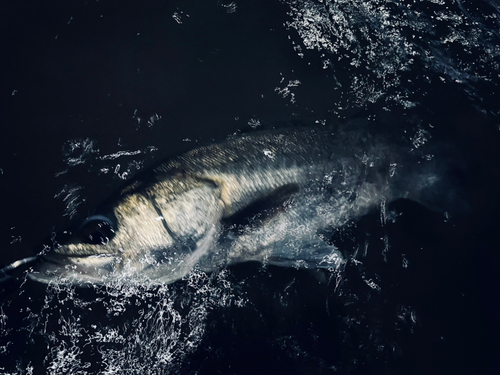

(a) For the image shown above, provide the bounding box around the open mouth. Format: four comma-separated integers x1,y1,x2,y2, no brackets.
29,252,118,285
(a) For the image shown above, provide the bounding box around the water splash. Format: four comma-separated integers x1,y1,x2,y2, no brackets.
1,267,247,374
284,0,500,109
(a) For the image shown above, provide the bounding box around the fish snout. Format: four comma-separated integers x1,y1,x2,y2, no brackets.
0,256,39,284
29,250,119,285
41,252,73,266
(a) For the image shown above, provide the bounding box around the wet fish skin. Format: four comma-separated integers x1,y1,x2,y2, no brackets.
27,127,439,286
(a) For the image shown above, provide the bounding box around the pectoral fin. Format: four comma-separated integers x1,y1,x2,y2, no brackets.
266,238,344,270
222,183,300,233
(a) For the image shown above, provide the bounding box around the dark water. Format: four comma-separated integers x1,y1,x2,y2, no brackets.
1,0,499,374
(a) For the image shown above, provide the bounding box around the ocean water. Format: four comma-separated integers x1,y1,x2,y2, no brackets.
1,0,499,374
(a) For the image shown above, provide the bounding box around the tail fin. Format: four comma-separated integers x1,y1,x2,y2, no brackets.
396,139,471,217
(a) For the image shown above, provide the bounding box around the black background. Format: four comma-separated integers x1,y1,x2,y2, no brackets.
1,0,500,374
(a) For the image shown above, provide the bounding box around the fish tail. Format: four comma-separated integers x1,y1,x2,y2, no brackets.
397,139,471,216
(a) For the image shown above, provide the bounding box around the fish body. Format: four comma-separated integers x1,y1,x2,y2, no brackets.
26,127,442,285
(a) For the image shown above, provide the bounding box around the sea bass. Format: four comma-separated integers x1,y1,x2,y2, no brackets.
4,127,455,286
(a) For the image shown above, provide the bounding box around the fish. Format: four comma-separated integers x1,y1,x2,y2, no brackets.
1,126,464,286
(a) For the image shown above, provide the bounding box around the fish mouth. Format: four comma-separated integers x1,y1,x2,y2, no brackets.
0,256,38,284
29,252,118,285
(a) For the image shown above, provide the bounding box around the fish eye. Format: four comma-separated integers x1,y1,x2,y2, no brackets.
80,215,115,245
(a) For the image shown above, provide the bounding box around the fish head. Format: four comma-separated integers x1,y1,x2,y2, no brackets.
30,175,225,286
